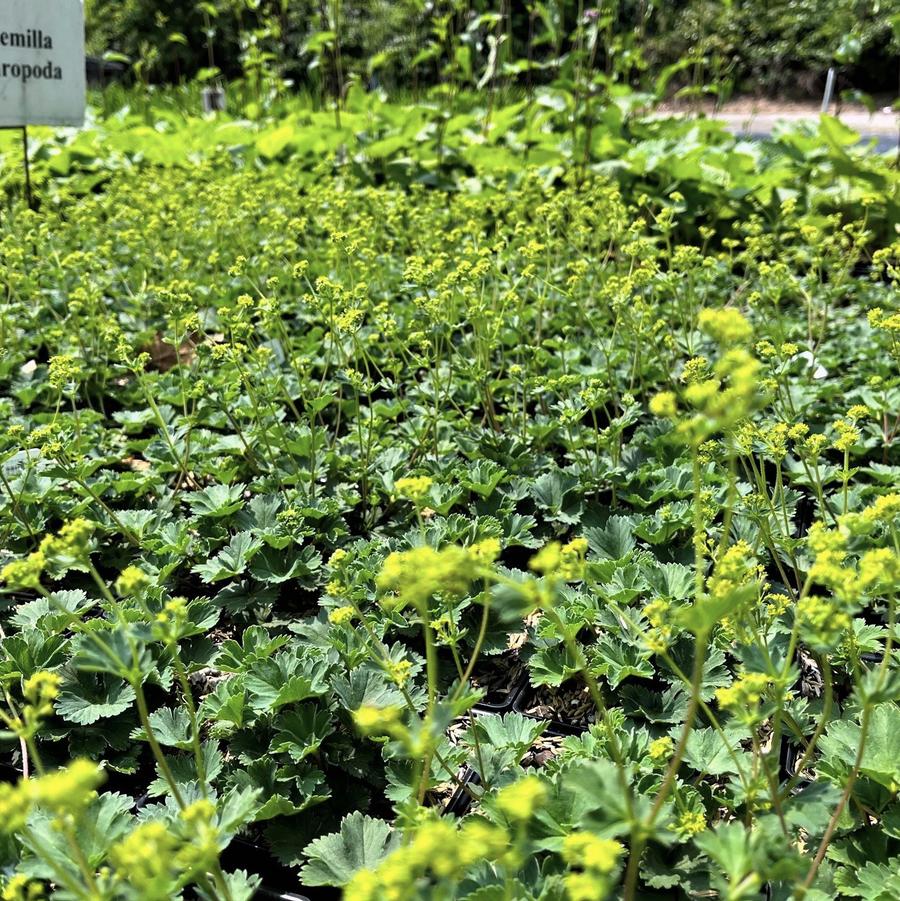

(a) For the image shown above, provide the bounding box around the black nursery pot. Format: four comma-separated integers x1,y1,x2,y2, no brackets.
472,667,528,715
256,890,313,901
778,733,802,787
436,650,527,715
512,683,595,736
443,767,480,818
540,716,590,737
0,761,22,783
851,260,891,284
223,837,340,901
789,651,891,775
774,648,889,790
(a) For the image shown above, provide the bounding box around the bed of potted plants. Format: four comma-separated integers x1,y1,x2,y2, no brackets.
0,147,897,899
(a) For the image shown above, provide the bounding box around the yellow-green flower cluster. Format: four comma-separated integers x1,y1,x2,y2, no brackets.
115,565,152,597
2,519,100,589
393,476,433,504
468,537,501,564
647,735,674,764
345,818,509,901
562,831,625,901
764,592,791,620
797,595,851,652
832,418,861,453
353,704,403,737
643,597,674,653
0,760,103,833
108,800,221,897
108,820,180,898
698,307,753,345
0,552,45,591
649,391,678,418
0,875,42,901
675,810,707,838
335,306,365,333
715,672,775,714
807,524,857,602
857,547,900,593
651,321,764,446
328,605,356,626
152,597,189,645
0,670,61,738
377,546,475,612
175,799,221,875
759,422,790,460
680,356,710,385
689,348,761,416
22,671,61,724
868,307,900,333
707,541,760,599
705,541,763,640
529,537,589,581
842,493,900,536
385,658,413,687
328,548,350,568
51,518,95,557
47,354,83,391
496,774,548,821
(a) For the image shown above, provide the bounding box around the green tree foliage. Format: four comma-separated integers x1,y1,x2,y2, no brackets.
84,0,900,97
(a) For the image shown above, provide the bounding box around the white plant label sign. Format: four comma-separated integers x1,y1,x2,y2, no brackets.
0,0,85,127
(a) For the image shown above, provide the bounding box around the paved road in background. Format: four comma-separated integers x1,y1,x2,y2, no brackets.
735,129,896,153
711,106,898,154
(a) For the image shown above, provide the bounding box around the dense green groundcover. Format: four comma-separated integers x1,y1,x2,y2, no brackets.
0,133,899,900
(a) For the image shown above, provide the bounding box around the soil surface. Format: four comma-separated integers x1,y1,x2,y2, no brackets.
520,681,597,728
